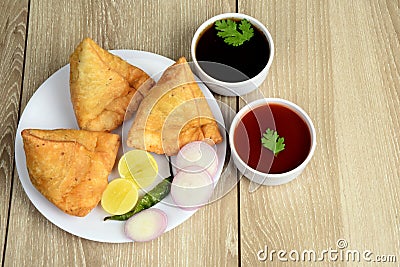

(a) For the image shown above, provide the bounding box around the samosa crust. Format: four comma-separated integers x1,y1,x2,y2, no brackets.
70,38,154,132
127,57,223,156
21,129,119,217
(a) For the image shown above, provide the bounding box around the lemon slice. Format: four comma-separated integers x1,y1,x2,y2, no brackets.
101,178,139,215
118,150,158,188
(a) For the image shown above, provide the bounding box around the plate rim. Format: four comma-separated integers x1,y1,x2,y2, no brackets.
14,49,227,243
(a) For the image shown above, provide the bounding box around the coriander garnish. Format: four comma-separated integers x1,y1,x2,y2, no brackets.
261,128,285,156
215,19,254,46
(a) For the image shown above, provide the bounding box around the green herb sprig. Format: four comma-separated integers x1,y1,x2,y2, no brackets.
261,128,285,156
215,19,254,47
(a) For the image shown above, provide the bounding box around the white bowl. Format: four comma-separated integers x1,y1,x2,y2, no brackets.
191,13,274,96
229,98,316,186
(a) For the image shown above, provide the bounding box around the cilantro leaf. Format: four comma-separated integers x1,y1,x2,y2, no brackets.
215,19,254,46
261,128,285,156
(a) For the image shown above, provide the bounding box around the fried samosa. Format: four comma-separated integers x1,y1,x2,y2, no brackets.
127,57,223,156
70,38,155,132
21,129,119,217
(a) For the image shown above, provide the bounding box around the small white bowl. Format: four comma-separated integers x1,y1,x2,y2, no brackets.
229,98,316,186
191,13,274,96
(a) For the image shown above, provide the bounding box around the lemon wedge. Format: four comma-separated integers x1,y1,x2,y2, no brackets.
118,150,158,188
101,178,139,215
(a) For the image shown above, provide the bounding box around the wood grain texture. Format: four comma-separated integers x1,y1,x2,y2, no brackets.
329,0,400,257
4,0,400,266
0,0,28,265
239,0,400,266
5,0,238,266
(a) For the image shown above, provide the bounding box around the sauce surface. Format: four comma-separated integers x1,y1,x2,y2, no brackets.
196,20,270,82
234,104,311,174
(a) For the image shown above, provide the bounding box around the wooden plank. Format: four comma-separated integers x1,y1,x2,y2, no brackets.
0,0,29,265
238,0,400,266
5,0,238,266
238,0,343,265
328,0,400,257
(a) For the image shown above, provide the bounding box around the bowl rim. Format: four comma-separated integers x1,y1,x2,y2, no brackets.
190,12,275,86
228,98,317,179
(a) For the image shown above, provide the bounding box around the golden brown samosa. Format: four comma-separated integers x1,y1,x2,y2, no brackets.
21,129,119,217
70,38,154,132
127,57,223,156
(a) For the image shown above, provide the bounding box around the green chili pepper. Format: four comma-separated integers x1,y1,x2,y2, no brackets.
104,157,173,221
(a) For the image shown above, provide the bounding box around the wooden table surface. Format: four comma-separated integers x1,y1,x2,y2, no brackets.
1,0,400,266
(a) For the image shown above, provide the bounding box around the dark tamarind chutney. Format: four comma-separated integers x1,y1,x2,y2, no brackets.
195,19,270,82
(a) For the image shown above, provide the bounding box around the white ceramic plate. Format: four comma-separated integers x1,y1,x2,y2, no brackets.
14,50,226,243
